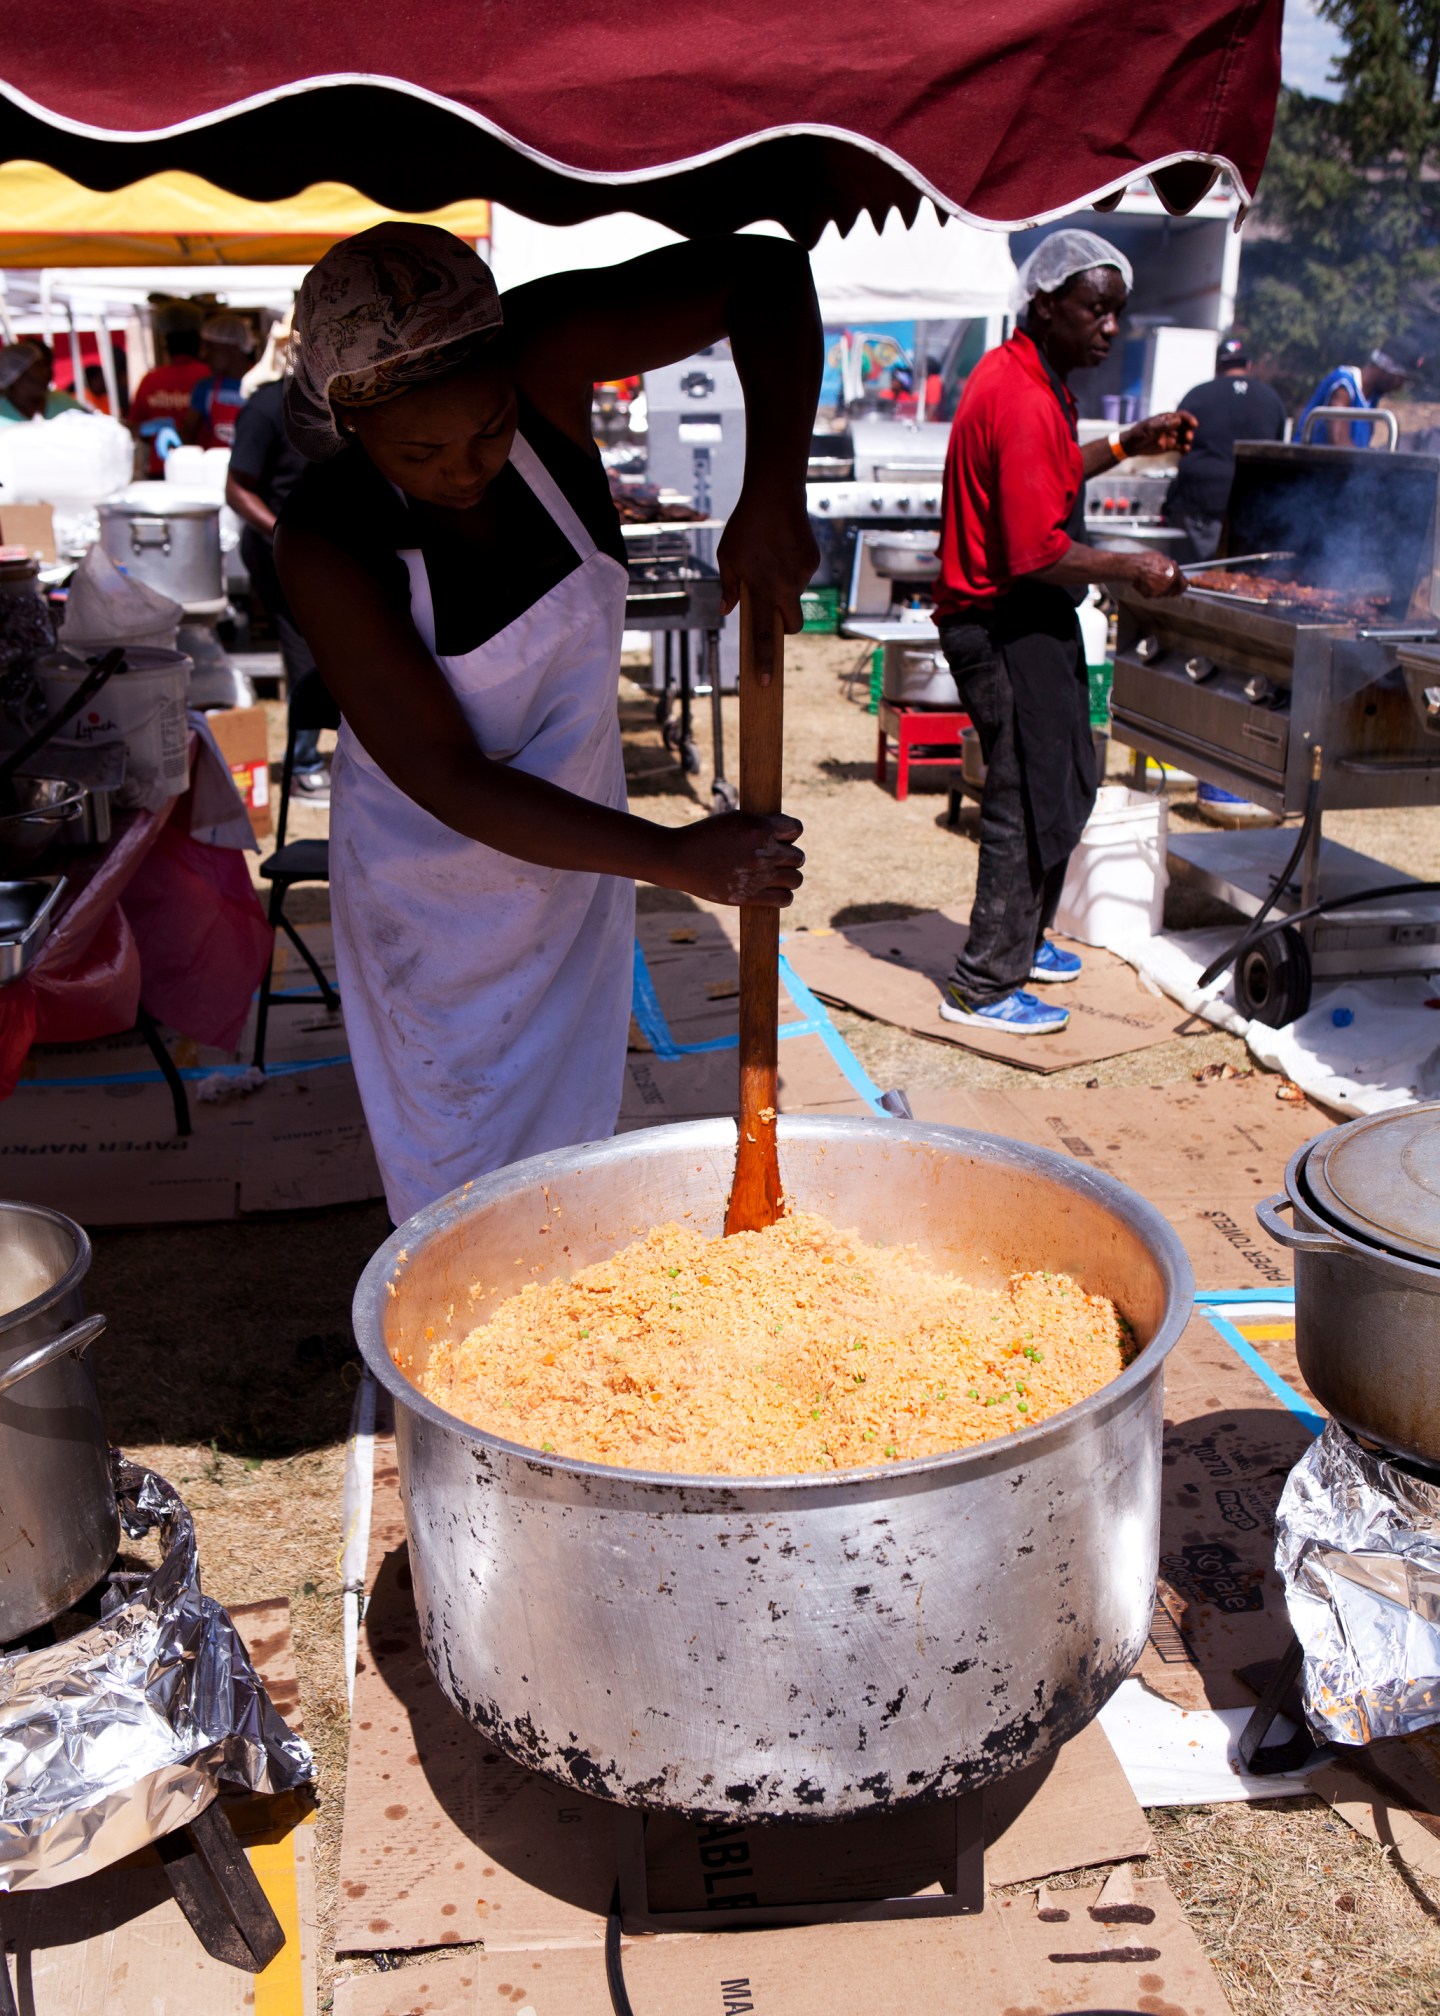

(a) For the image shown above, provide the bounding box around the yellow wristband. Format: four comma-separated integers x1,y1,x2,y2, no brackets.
1108,430,1127,464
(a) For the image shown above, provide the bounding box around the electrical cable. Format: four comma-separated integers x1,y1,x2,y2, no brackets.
605,1880,637,2016
1203,877,1440,961
1197,754,1325,991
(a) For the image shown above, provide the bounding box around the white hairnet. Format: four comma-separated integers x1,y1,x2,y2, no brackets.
1012,231,1133,315
200,313,255,355
0,341,43,392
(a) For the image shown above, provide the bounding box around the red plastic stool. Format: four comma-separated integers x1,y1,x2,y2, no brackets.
875,701,971,802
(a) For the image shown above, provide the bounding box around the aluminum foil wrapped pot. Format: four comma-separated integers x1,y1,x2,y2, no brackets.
354,1118,1192,1821
1276,1419,1440,1745
0,1457,314,1890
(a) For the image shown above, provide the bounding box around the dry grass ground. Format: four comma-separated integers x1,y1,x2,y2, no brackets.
77,634,1440,2010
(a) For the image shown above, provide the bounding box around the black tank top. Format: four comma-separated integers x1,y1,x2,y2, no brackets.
279,393,625,658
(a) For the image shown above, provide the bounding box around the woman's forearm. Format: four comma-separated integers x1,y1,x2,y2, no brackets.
727,242,824,493
399,741,681,880
349,734,804,908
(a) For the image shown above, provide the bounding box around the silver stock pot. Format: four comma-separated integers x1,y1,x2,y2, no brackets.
354,1117,1192,1820
99,483,223,613
1258,1102,1440,1465
0,1202,112,1643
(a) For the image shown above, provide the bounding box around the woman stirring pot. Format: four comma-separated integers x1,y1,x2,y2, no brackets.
277,224,818,1222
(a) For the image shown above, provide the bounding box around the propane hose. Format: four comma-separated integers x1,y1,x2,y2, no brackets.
1197,746,1325,991
605,1881,636,2016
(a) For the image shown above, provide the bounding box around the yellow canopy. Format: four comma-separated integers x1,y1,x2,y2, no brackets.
0,162,491,267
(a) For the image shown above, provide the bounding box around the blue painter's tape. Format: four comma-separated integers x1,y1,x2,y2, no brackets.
1202,1308,1325,1438
630,940,827,1060
17,1054,354,1091
1195,1289,1296,1306
630,941,884,1115
778,954,886,1115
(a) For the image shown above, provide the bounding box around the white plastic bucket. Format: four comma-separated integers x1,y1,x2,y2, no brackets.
1054,785,1169,949
37,647,191,813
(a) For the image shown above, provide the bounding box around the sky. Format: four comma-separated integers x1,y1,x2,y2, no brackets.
1282,0,1345,98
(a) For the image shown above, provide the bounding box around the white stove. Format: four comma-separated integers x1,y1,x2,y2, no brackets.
806,479,943,521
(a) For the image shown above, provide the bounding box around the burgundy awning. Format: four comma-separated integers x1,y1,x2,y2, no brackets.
0,1,1282,240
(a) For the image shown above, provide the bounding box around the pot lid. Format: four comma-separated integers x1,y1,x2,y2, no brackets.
1304,1103,1440,1265
101,482,220,518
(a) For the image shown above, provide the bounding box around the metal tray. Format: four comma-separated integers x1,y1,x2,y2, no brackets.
0,877,66,984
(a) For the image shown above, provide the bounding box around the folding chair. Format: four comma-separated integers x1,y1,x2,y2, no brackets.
252,668,341,1070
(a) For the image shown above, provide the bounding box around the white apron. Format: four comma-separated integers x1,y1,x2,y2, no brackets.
328,432,635,1224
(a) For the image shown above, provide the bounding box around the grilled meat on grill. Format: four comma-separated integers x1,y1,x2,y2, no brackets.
1188,569,1389,617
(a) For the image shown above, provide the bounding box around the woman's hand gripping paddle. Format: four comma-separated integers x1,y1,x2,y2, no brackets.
724,587,786,1235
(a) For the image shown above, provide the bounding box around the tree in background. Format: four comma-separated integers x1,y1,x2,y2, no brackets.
1238,3,1440,408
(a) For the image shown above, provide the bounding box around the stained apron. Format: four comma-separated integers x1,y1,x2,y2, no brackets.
328,431,635,1224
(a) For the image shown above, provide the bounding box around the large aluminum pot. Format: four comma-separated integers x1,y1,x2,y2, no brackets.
99,483,223,611
354,1117,1192,1821
881,643,956,708
868,530,941,580
1258,1103,1440,1464
0,1203,113,1642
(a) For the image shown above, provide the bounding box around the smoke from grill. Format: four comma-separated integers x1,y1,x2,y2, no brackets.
1225,448,1439,613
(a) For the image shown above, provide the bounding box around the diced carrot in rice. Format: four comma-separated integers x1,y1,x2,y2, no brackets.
419,1211,1135,1477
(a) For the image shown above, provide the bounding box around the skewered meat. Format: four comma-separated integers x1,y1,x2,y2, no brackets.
1188,570,1389,617
611,491,707,523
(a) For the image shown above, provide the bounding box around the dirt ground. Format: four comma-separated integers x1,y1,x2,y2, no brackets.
78,633,1440,2012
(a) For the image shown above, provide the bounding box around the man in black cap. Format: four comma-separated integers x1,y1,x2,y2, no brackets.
1163,335,1287,561
1298,336,1426,448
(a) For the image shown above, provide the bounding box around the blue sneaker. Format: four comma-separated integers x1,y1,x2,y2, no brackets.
1029,940,1083,984
939,985,1070,1035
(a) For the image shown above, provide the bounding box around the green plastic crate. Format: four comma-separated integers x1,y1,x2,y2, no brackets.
1088,658,1114,728
867,647,883,715
801,586,840,634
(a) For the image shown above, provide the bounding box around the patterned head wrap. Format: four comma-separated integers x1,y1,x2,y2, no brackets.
286,222,504,461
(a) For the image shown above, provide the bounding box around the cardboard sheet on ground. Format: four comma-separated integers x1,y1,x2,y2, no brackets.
3,913,870,1222
2,926,381,1224
2,1598,317,2016
784,911,1198,1071
336,1441,1157,1981
334,1879,1230,2016
621,910,871,1126
907,1073,1327,1291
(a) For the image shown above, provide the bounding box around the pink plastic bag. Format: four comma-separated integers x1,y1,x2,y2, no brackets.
119,825,273,1052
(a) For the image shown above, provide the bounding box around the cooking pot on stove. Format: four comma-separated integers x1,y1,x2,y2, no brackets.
0,1202,113,1643
354,1116,1192,1821
869,530,941,580
882,644,955,708
1259,1104,1440,1466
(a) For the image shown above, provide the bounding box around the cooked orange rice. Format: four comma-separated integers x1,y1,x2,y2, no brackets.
417,1211,1136,1476
415,1209,1129,1483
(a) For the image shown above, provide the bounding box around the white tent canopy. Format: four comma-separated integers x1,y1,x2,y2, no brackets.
804,208,1015,323
487,204,1016,324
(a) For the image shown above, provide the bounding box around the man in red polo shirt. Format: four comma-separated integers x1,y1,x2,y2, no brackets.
936,230,1195,1035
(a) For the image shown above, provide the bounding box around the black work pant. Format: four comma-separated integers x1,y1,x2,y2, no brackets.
241,526,324,774
940,618,1071,1005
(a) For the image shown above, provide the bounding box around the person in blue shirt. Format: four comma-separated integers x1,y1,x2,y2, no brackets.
184,314,255,450
1298,337,1425,445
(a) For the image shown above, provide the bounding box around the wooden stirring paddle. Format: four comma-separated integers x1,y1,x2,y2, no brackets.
724,586,786,1235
